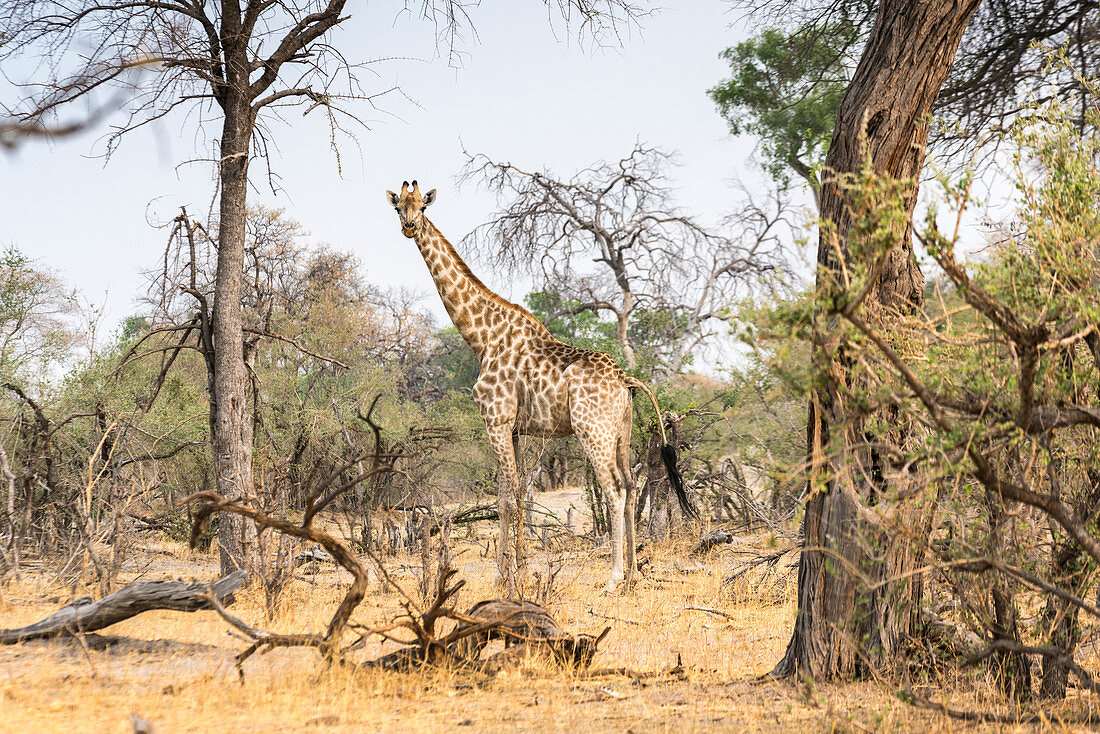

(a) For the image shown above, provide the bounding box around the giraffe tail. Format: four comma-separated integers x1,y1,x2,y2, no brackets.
624,376,698,520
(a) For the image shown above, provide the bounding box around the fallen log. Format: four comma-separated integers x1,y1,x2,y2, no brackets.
691,529,740,555
455,599,609,670
0,570,247,644
366,583,610,674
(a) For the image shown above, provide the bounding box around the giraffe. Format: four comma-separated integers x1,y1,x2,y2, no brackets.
386,181,696,592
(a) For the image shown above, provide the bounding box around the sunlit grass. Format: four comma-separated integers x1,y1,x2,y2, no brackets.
0,525,1096,733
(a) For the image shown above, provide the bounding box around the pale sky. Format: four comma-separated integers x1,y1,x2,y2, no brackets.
1,2,780,338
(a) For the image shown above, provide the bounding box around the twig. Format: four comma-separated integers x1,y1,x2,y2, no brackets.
682,605,735,620
586,604,645,626
900,685,1100,725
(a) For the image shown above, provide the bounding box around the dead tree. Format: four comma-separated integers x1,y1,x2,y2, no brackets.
461,145,788,375
1,0,646,581
0,571,246,644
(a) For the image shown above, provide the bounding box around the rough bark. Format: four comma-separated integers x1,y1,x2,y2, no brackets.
0,571,246,643
1040,469,1100,698
644,413,682,540
212,32,258,577
773,0,982,680
985,484,1032,700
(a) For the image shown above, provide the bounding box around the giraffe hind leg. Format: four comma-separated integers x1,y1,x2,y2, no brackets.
614,405,638,581
577,430,628,592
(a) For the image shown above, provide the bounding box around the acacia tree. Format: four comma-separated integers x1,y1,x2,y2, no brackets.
732,0,1100,682
713,1,1099,207
0,0,646,575
462,145,787,376
770,0,982,680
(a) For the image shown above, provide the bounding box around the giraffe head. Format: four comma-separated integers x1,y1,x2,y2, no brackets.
386,180,437,238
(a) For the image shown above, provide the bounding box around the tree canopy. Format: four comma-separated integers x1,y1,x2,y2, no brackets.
712,0,1100,194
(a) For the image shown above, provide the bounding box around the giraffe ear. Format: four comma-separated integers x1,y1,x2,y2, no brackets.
423,188,437,206
386,190,399,207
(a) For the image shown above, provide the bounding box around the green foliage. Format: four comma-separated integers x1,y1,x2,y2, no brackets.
524,290,620,358
708,22,857,190
524,289,695,377
430,327,480,392
0,207,503,577
761,59,1100,656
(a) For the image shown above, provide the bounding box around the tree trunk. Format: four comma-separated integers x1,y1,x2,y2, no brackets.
1040,469,1100,698
0,571,247,643
986,484,1032,700
773,0,982,680
645,414,682,541
212,32,259,577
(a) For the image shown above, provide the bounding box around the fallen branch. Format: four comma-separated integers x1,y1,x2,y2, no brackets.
182,491,373,666
0,570,247,644
584,653,689,683
683,605,735,620
452,503,499,525
457,599,610,672
724,546,797,585
364,581,610,674
177,393,403,674
204,583,328,679
900,685,1100,726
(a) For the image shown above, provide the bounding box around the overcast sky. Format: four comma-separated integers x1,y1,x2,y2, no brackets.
1,2,788,338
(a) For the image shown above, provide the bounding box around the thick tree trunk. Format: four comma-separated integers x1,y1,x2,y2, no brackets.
773,0,982,680
212,31,259,577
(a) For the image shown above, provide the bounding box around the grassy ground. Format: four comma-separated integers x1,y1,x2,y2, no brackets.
0,521,1097,733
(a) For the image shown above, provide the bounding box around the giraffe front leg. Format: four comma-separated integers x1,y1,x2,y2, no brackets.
486,424,521,596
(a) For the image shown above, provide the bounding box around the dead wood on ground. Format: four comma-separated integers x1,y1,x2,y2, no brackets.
359,566,610,674
177,396,631,680
183,398,611,679
0,570,247,644
692,529,740,555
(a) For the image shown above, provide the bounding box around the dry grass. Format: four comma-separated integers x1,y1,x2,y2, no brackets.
0,527,1097,733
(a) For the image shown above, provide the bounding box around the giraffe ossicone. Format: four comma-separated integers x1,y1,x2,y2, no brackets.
385,181,696,594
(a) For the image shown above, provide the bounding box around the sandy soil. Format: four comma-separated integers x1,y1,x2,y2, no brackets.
0,497,1094,733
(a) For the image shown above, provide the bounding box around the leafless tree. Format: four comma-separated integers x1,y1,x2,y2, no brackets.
1,0,650,575
461,144,789,375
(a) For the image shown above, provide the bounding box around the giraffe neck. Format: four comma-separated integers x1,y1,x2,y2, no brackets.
413,219,510,362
